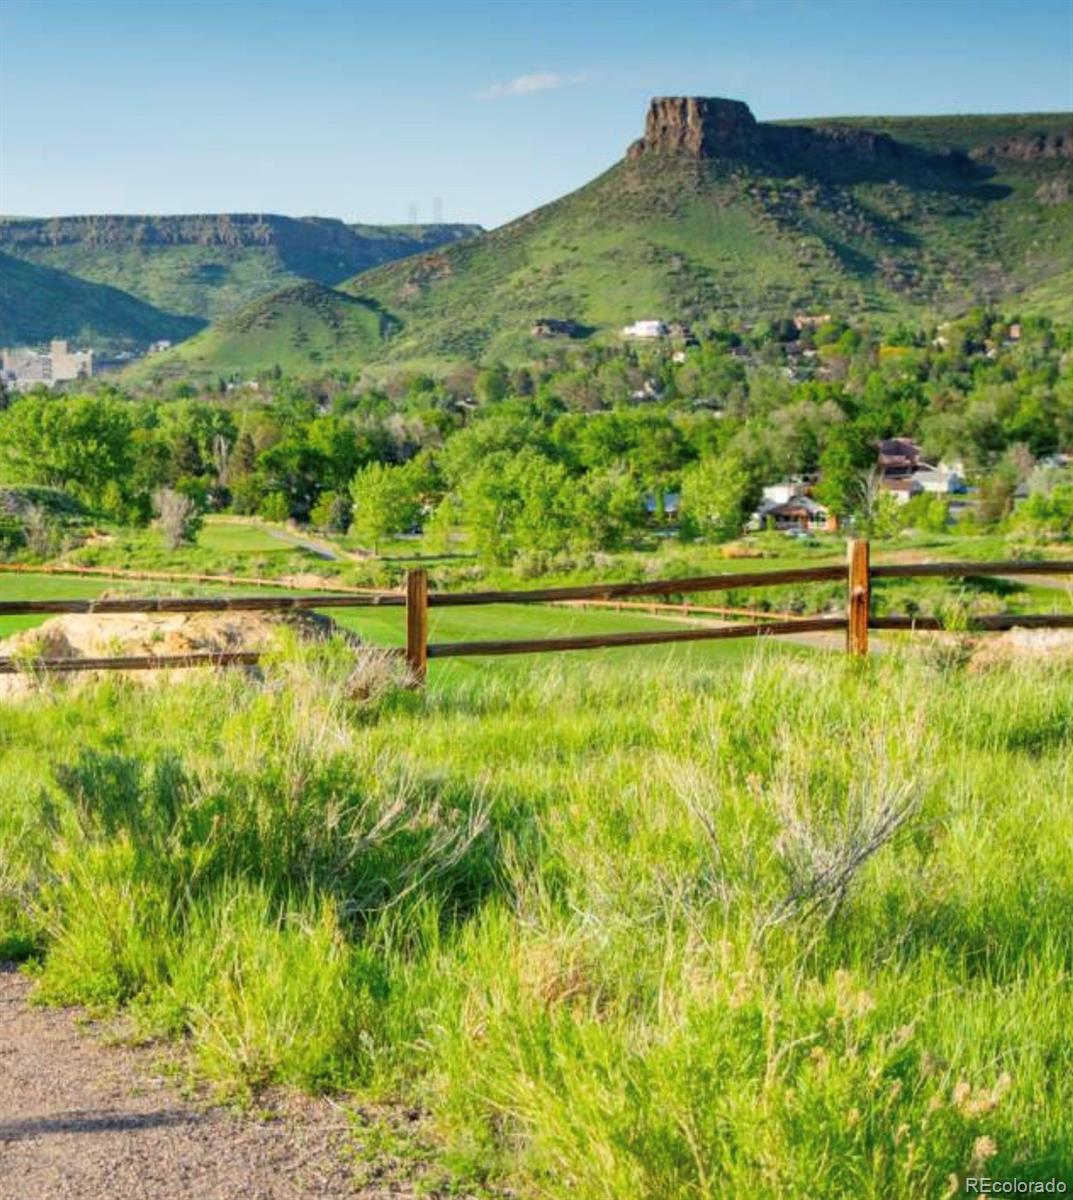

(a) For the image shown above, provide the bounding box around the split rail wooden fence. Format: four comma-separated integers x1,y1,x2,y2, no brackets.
2,541,1072,683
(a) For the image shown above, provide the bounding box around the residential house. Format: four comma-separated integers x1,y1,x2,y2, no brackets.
751,492,834,533
621,319,669,339
877,440,967,497
880,477,924,505
913,467,967,494
877,437,924,477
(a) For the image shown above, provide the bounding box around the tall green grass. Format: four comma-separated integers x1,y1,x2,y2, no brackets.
1,636,1071,1195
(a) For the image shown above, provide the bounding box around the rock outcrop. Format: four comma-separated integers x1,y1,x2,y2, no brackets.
970,131,1073,162
627,97,759,159
626,96,911,169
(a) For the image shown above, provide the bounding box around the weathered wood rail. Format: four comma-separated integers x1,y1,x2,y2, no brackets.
0,651,263,675
1,543,1071,679
0,560,398,595
551,597,802,621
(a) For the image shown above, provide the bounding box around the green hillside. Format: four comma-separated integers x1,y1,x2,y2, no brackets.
139,100,1073,379
340,106,1073,363
0,251,203,349
0,214,481,324
136,280,396,375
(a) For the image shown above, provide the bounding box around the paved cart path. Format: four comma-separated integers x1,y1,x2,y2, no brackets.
0,965,413,1200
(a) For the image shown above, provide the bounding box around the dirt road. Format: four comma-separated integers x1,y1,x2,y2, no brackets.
0,965,403,1200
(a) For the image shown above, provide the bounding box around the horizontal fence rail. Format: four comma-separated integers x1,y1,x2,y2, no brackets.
0,593,404,616
421,565,848,607
0,561,399,595
870,613,1073,632
870,560,1073,580
427,618,846,660
1,546,1071,679
0,651,264,675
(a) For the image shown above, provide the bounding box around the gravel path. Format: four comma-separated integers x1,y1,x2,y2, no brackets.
0,964,406,1200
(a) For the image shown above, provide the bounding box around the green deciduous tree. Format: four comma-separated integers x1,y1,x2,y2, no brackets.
0,394,138,511
679,452,758,541
813,428,873,520
349,462,424,552
310,490,353,534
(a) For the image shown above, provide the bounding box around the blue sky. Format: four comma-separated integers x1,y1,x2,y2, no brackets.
2,0,1071,229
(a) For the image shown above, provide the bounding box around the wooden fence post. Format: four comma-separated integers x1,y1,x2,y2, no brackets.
405,568,429,685
847,539,870,656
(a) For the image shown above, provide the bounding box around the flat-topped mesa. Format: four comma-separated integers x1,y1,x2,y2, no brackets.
626,97,759,159
626,96,911,169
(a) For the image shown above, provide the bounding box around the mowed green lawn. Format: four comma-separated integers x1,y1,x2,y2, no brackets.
0,575,113,636
198,520,296,554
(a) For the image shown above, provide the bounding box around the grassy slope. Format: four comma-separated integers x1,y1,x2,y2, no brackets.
0,251,203,348
196,521,293,554
130,282,398,377
1,643,1070,1196
340,134,1073,365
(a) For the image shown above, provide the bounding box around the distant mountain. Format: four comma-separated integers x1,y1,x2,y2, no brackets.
0,251,203,350
137,100,1073,379
0,214,482,326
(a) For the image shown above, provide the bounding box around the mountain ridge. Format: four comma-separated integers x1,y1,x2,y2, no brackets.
0,213,481,252
136,100,1073,379
0,215,483,336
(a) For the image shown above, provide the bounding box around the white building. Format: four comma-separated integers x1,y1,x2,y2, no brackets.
914,468,967,495
621,319,668,339
1,340,93,390
761,478,814,506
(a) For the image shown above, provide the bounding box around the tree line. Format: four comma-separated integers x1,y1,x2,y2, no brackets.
1,308,1070,561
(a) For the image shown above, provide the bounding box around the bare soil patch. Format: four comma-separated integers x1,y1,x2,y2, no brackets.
0,965,400,1199
967,627,1073,670
0,610,340,699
